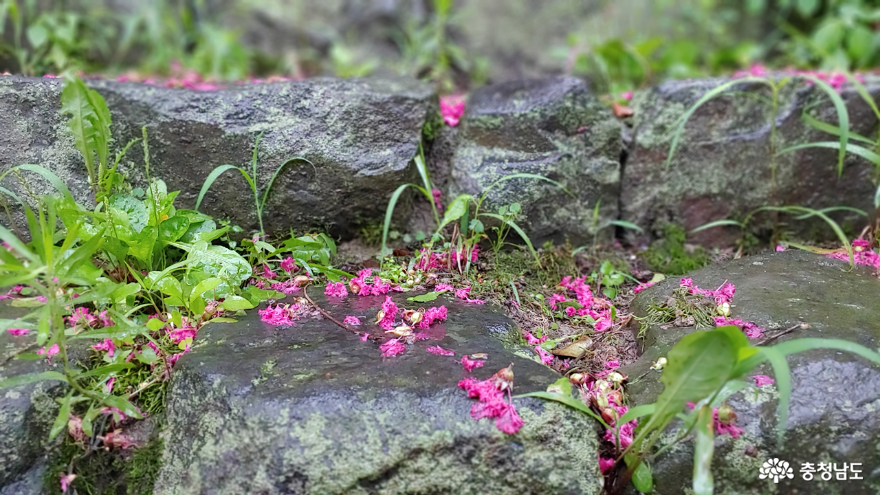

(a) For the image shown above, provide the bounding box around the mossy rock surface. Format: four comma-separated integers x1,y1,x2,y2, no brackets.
0,304,66,492
623,250,880,494
440,76,621,245
0,75,434,238
154,292,603,495
623,76,880,246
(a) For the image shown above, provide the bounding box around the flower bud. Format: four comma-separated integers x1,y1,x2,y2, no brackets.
569,373,586,386
607,389,623,405
348,280,361,294
374,310,385,324
650,357,667,371
601,407,617,425
386,325,413,337
717,302,731,317
717,405,737,425
469,353,488,360
293,275,310,287
608,372,625,384
594,391,609,408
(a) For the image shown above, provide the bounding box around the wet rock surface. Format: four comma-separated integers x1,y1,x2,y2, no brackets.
0,75,433,237
622,77,880,246
154,292,602,495
440,76,621,244
623,250,880,494
0,305,64,491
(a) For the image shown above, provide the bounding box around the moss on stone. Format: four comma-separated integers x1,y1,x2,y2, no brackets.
640,224,710,275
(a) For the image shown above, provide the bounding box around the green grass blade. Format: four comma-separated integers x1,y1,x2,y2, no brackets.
756,206,853,266
801,111,873,144
846,73,880,125
665,77,770,168
194,165,249,211
690,219,744,233
759,347,791,440
0,370,67,389
482,173,571,200
0,164,75,205
608,220,644,233
0,224,37,262
792,206,867,220
259,156,314,212
381,183,417,257
480,213,541,267
772,338,880,365
618,404,656,425
796,75,851,175
778,141,880,168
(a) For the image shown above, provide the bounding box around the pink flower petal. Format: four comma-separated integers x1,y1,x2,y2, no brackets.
426,345,455,356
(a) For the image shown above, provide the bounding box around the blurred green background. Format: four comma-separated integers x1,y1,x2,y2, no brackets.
2,0,879,93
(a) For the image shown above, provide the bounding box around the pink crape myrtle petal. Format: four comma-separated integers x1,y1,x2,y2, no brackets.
38,344,60,359
434,283,454,292
258,304,296,326
432,188,444,213
426,345,455,356
343,316,362,325
168,327,197,344
360,333,369,342
753,375,775,387
461,355,485,372
262,265,277,280
632,281,656,294
439,95,466,127
495,404,524,434
97,310,114,327
60,474,77,492
599,455,616,474
605,359,619,369
92,339,116,357
548,293,567,310
324,282,348,298
378,296,399,330
379,339,406,357
106,377,115,394
534,345,554,365
280,257,295,274
417,305,448,329
525,332,547,345
6,328,29,336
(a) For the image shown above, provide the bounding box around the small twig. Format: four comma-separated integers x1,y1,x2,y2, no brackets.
302,286,381,342
755,323,804,346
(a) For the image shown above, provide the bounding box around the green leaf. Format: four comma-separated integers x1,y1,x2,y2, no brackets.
439,194,472,231
219,295,255,311
109,195,148,233
50,394,72,440
618,404,656,425
812,20,845,53
795,0,819,16
608,220,644,232
546,376,572,396
75,363,135,378
111,283,141,303
102,395,143,420
184,241,252,298
190,277,222,304
514,391,608,427
189,296,206,315
0,371,67,389
635,328,737,446
136,346,158,364
693,405,715,495
626,454,653,494
146,318,165,331
194,165,252,211
407,291,441,302
158,214,190,243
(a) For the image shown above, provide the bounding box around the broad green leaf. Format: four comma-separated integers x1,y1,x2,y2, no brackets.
626,454,653,494
619,404,656,425
111,283,141,303
190,277,222,304
184,241,252,297
189,296,206,315
546,376,572,396
439,194,472,230
154,275,183,301
109,195,148,233
50,394,72,439
219,295,254,311
635,328,737,446
146,318,166,331
136,346,158,364
158,214,190,243
693,405,715,495
102,395,143,419
407,291,441,302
